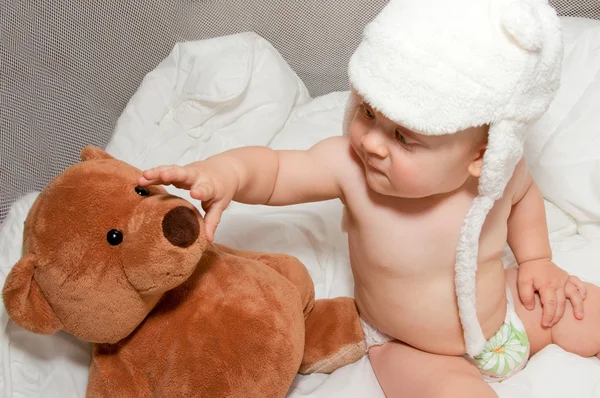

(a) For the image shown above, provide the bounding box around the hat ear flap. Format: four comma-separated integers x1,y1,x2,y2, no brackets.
2,253,63,334
479,120,526,200
455,120,526,357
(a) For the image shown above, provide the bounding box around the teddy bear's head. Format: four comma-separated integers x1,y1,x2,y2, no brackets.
3,147,208,344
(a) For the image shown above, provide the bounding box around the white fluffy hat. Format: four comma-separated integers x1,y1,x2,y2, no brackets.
347,0,563,356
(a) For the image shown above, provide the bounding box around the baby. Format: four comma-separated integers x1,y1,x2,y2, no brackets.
139,0,600,396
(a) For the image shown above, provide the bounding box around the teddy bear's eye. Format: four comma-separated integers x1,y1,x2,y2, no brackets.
135,187,150,196
107,229,123,246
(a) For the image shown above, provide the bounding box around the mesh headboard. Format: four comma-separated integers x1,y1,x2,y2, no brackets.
1,0,599,224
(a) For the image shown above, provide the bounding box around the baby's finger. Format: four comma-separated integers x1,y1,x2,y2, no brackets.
157,166,195,187
517,279,536,310
190,182,216,202
138,166,174,186
200,198,212,214
550,287,566,327
568,275,587,300
141,166,197,188
203,203,224,243
538,286,557,328
565,282,584,320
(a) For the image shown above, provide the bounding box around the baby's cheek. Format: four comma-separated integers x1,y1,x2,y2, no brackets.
348,130,363,154
392,161,427,194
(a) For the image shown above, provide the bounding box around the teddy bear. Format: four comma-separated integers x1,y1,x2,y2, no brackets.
2,146,366,397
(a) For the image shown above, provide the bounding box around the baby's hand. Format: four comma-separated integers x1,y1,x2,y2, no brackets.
517,259,587,328
138,160,239,243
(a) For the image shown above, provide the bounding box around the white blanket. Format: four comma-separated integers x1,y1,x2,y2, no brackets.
2,18,600,398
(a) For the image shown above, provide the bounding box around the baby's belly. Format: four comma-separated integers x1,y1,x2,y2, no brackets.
354,261,508,356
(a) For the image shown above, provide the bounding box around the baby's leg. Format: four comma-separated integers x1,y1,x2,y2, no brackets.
369,341,497,398
506,268,600,358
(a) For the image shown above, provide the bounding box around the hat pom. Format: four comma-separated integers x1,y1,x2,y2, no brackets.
501,0,544,51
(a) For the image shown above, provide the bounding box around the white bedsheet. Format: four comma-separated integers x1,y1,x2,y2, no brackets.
2,18,600,398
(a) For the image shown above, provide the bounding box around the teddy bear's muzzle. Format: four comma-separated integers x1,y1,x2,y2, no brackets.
162,206,200,248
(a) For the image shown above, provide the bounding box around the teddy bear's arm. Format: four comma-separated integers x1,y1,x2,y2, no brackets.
213,244,315,316
86,344,152,398
213,244,366,374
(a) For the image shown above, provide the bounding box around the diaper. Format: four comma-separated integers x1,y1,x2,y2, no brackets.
467,285,530,383
360,317,393,349
360,285,530,383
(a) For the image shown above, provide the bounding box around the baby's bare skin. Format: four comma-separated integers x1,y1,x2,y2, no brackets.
341,146,516,355
139,97,595,397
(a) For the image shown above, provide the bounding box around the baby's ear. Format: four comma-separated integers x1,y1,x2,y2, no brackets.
2,254,63,334
468,147,486,178
80,146,115,162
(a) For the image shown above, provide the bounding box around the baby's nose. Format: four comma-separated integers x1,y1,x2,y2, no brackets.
162,206,200,248
361,130,388,158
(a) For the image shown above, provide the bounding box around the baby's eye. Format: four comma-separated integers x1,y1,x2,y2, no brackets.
360,103,375,120
395,130,409,144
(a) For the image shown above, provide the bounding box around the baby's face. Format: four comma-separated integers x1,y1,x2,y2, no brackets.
348,99,487,199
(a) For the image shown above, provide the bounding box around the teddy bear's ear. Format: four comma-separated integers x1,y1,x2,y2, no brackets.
2,253,63,334
80,146,115,162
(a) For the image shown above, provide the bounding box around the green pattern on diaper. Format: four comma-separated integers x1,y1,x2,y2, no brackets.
473,321,529,379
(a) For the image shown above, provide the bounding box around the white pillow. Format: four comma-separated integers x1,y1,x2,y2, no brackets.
525,16,600,239
106,32,311,171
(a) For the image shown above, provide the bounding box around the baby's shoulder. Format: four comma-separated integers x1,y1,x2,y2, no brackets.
314,135,354,157
506,157,533,205
313,135,363,174
313,136,367,202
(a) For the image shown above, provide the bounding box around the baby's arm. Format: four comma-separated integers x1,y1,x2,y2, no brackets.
139,137,347,241
507,162,586,327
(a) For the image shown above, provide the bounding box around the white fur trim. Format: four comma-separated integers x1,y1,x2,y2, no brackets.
343,89,361,136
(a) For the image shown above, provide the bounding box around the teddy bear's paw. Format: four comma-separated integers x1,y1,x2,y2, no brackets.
299,340,367,374
299,297,367,374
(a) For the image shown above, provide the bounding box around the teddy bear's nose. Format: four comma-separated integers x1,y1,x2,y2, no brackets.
162,206,200,248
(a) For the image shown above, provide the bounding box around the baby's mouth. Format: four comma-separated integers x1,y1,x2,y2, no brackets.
366,159,385,175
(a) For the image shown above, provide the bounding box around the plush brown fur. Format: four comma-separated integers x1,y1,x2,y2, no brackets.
2,147,366,397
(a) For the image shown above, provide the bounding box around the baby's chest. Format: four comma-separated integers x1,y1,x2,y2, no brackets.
345,193,511,272
349,206,464,269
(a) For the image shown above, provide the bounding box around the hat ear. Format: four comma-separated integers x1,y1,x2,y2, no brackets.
2,253,63,334
80,146,115,162
501,0,543,52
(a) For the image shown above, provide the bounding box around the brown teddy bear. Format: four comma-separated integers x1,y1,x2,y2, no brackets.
2,146,366,397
